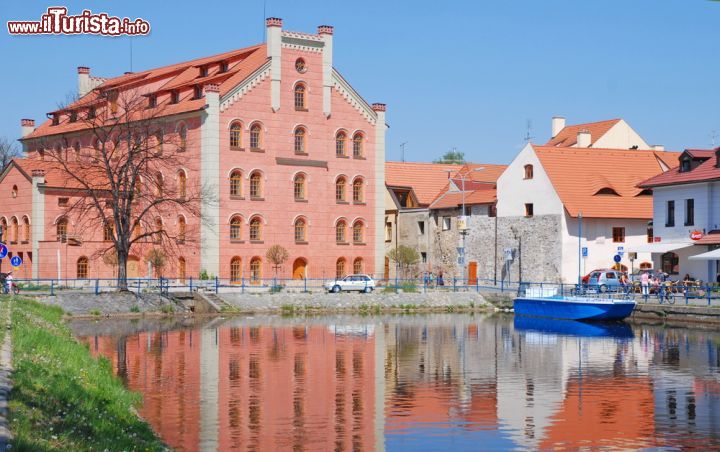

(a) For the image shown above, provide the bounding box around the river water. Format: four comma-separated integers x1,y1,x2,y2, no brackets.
73,314,720,451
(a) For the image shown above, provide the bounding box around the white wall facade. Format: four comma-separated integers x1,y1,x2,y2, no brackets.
497,144,563,217
593,119,651,150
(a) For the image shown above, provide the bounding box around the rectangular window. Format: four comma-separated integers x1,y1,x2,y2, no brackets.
442,217,451,231
418,221,425,235
612,227,625,243
525,203,534,217
647,225,654,243
489,204,497,218
685,199,694,226
666,200,675,227
385,222,392,242
421,252,427,263
58,197,69,207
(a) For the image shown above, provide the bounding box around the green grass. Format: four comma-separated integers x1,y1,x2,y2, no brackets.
8,297,166,451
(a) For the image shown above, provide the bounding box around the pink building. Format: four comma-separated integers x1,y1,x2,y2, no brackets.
1,18,387,281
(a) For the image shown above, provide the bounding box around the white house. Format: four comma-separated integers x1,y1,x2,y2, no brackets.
496,118,678,283
637,148,720,282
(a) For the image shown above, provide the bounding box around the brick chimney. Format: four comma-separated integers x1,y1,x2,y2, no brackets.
21,119,35,137
551,116,566,138
576,129,591,148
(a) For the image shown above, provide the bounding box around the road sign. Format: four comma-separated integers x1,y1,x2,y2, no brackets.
10,256,22,267
613,254,622,263
581,247,588,257
0,244,7,259
503,248,514,261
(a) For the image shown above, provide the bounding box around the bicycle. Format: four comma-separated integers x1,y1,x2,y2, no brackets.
1,282,19,295
657,283,675,304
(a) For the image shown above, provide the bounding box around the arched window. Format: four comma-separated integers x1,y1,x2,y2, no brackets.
93,138,101,159
178,124,187,152
230,256,242,283
250,217,262,241
524,164,534,179
177,170,187,199
336,177,347,202
353,220,364,243
154,130,164,156
229,170,243,197
294,83,306,110
352,133,364,158
73,141,81,160
10,217,18,243
56,218,68,241
0,218,5,242
230,122,242,149
353,257,364,275
295,218,306,242
250,123,262,150
294,127,306,154
250,172,262,199
77,257,89,279
294,174,306,201
178,257,186,282
11,185,17,198
661,252,679,275
155,172,164,197
336,258,346,279
103,222,113,241
639,262,652,270
336,132,347,157
250,257,262,284
336,220,347,243
230,216,243,241
154,218,163,244
353,178,364,203
178,216,186,242
22,217,30,242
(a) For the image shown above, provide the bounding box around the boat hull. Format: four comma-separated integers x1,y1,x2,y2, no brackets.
513,296,636,321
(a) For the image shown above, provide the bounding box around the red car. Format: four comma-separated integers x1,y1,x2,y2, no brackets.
581,268,616,284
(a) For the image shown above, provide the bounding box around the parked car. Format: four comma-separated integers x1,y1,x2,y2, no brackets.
582,268,615,284
586,270,625,293
324,274,376,293
630,269,666,283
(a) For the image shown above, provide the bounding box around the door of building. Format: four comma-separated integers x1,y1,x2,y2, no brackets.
127,256,140,278
468,261,478,285
292,258,307,279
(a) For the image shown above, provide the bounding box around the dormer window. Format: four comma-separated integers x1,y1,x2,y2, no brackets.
193,85,203,100
595,187,620,196
715,149,720,168
69,111,77,123
199,65,208,77
636,189,652,196
148,94,157,108
171,90,180,104
87,107,96,119
680,157,691,173
51,114,59,126
220,61,229,73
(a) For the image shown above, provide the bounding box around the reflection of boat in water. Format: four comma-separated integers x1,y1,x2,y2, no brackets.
514,316,634,338
513,295,636,321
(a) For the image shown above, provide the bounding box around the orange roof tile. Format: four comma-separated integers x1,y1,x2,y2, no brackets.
546,119,620,147
640,148,720,188
428,163,507,210
385,162,463,206
25,44,267,140
533,145,679,218
8,158,105,189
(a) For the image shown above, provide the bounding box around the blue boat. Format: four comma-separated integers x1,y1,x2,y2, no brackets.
513,295,636,321
513,316,634,338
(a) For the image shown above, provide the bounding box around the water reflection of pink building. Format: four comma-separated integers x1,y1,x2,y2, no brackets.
87,325,375,452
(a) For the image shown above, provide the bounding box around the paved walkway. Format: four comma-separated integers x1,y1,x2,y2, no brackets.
0,299,13,448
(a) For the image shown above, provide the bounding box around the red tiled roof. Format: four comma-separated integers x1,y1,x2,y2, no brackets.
640,148,720,188
545,119,620,147
429,163,507,210
693,231,720,245
25,44,267,140
533,145,679,218
385,162,463,206
8,158,103,189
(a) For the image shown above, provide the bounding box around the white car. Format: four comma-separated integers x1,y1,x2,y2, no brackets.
324,274,376,293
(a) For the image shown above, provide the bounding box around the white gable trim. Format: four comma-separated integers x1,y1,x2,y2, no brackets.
219,60,272,112
331,69,377,125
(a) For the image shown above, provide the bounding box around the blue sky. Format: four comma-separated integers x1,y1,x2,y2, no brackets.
2,1,719,164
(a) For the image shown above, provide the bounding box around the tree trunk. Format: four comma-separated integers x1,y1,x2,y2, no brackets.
117,250,129,291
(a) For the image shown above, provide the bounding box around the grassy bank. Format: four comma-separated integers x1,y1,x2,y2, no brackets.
6,296,165,451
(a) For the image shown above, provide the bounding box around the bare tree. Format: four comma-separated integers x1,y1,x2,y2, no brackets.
145,248,167,278
0,137,22,173
39,88,213,290
266,244,289,279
